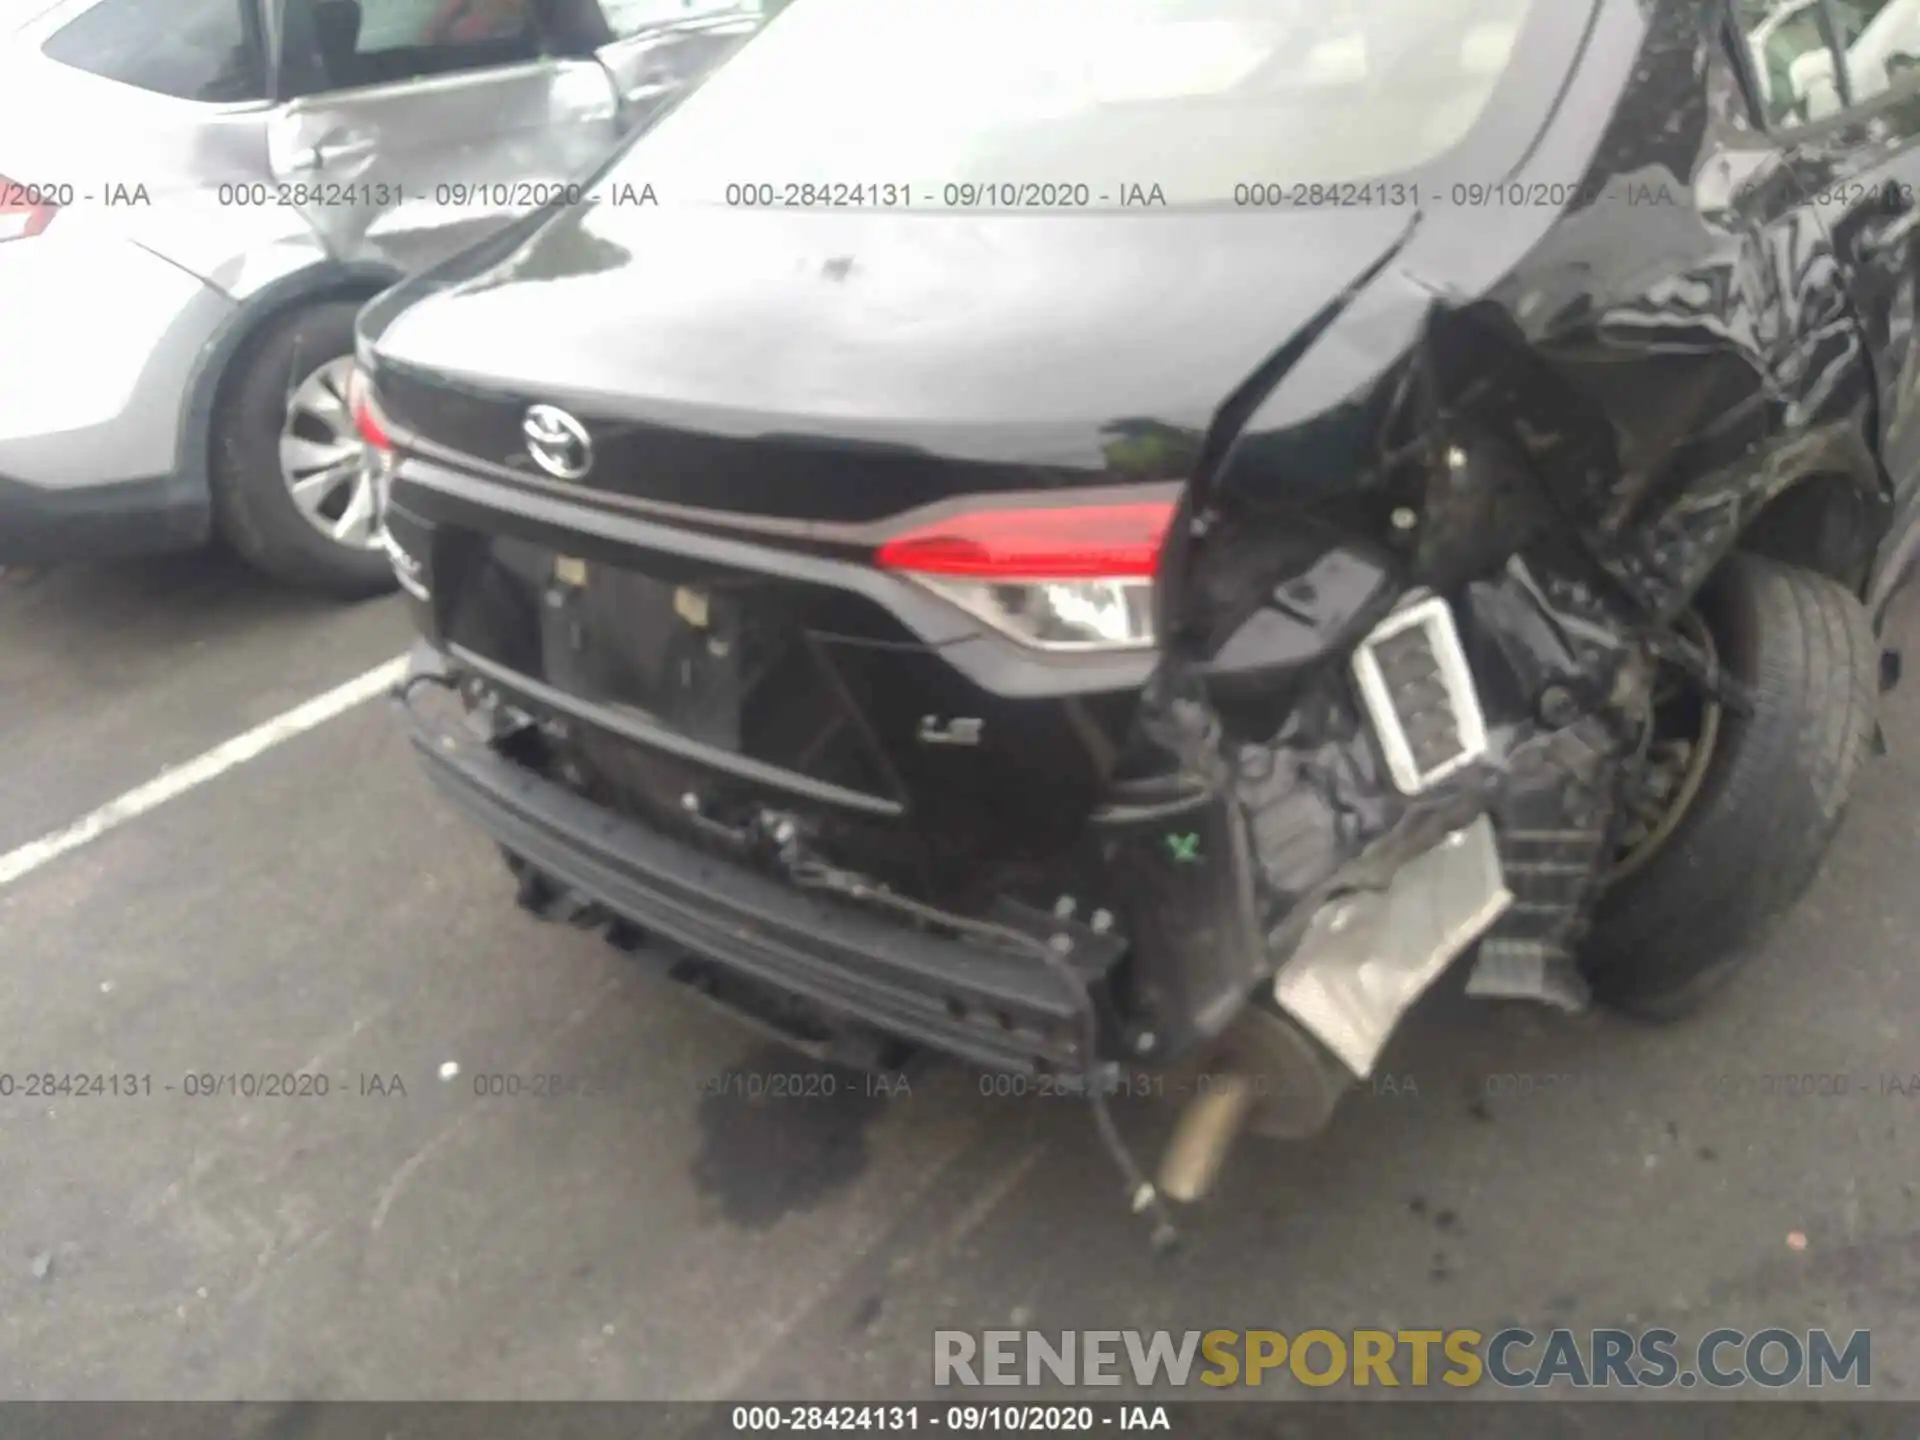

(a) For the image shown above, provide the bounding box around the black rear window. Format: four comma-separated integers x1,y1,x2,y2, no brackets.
42,0,265,102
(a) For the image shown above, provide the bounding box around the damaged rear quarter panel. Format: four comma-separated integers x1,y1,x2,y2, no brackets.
1133,0,1893,1057
1186,0,1884,630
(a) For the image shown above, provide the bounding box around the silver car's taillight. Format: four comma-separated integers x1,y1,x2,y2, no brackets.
0,174,59,243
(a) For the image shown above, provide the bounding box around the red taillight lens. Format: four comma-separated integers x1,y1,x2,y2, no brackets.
875,498,1175,652
0,175,60,243
874,501,1174,580
346,365,393,450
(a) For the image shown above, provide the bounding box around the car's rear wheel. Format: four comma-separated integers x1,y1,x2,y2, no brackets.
1581,553,1876,1019
209,299,395,599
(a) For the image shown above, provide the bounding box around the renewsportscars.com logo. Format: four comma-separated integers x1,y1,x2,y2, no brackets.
932,1328,1871,1390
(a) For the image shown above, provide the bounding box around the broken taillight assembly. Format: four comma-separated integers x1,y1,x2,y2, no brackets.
0,175,60,243
874,499,1174,651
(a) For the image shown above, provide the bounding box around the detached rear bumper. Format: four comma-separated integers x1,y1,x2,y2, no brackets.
401,669,1114,1075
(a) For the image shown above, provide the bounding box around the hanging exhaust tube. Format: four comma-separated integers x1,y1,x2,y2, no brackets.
1153,1001,1359,1203
1152,807,1514,1203
1156,1073,1260,1203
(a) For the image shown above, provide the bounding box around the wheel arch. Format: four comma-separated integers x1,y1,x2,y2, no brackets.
173,261,403,524
1735,467,1885,598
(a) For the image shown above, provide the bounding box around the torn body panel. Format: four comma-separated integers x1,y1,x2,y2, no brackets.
1126,0,1903,1096
1131,541,1647,1085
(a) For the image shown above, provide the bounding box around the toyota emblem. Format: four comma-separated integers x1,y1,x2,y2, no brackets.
522,404,593,480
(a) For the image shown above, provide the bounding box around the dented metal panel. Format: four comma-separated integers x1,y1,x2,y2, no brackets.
1129,0,1915,1058
1274,815,1511,1078
369,0,1919,1208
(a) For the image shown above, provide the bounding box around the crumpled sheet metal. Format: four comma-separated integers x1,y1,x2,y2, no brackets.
1272,814,1512,1078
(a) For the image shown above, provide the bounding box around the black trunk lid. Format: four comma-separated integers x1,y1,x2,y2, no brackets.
370,203,1417,895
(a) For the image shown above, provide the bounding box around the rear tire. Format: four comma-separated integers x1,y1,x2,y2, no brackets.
209,299,395,599
1582,554,1876,1019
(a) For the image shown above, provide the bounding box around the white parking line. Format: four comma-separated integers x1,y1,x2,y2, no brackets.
0,654,408,891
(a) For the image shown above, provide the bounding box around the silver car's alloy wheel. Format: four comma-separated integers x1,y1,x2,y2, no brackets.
280,356,378,550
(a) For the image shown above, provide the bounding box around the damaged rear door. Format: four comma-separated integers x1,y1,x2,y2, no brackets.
590,0,760,132
263,0,625,274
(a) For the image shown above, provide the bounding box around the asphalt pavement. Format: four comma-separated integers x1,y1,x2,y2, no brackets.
3,551,1920,1406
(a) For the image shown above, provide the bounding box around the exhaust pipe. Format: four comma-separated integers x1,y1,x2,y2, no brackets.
1154,1005,1355,1204
1154,812,1514,1202
1157,1073,1259,1203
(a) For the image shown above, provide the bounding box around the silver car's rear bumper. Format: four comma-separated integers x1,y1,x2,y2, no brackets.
0,469,208,563
0,229,231,558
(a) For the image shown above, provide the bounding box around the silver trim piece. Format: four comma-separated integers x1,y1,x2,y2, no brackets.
1350,593,1488,795
1273,816,1512,1077
381,529,430,602
388,418,1184,550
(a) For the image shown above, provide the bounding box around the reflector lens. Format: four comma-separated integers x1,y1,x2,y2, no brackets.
347,366,393,451
874,501,1174,580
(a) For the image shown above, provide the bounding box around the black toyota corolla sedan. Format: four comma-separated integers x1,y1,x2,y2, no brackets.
356,0,1920,1219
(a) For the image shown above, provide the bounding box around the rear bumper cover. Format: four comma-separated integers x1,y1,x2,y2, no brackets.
0,469,208,564
400,660,1113,1075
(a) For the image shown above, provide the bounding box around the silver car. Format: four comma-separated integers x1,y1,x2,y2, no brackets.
0,0,760,594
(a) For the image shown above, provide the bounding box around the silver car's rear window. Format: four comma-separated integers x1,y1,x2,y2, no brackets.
39,0,264,102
